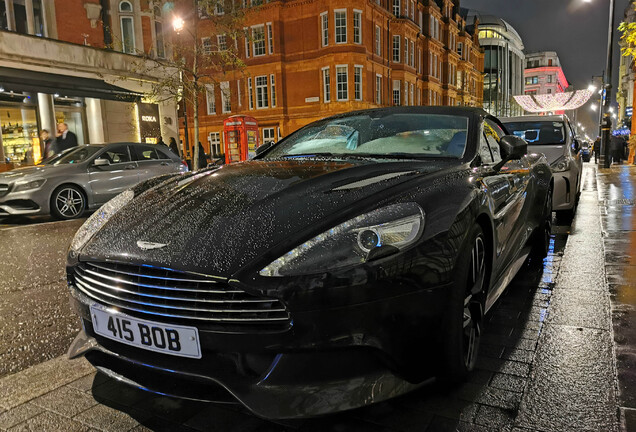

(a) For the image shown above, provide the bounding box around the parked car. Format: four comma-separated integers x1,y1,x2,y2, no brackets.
581,141,591,162
501,115,583,219
0,143,188,220
67,107,552,419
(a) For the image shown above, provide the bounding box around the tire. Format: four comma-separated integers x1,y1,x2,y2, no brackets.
530,186,553,260
51,185,86,220
441,223,487,382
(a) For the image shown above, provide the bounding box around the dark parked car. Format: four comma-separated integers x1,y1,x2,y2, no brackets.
581,141,591,162
0,143,187,219
67,107,552,418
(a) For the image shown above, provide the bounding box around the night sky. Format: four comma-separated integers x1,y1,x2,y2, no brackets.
463,0,631,135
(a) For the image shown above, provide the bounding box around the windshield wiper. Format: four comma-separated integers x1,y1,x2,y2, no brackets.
281,153,336,158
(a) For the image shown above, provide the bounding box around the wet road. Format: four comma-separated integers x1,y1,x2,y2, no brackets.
0,217,86,377
0,191,576,430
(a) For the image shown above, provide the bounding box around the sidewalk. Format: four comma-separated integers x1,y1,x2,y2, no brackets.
0,164,631,432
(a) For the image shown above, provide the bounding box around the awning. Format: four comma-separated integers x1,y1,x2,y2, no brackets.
0,67,142,102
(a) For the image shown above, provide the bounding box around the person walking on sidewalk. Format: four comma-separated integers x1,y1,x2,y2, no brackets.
56,123,78,150
593,137,601,164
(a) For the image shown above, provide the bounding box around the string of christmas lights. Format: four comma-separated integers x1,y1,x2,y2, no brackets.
513,90,593,113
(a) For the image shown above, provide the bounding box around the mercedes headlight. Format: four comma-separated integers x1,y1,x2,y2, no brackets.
551,156,571,173
69,189,134,255
13,178,46,192
260,203,425,277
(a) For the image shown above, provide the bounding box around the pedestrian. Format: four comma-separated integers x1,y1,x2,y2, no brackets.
593,137,601,164
609,135,623,165
168,137,180,156
156,135,168,148
40,129,54,159
197,141,207,169
56,123,78,150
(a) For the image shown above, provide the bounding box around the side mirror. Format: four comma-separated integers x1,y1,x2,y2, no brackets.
572,139,581,153
255,141,275,157
93,158,110,167
499,135,527,161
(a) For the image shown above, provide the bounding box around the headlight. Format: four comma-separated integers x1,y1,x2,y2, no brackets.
551,156,570,173
260,203,424,277
13,179,46,192
69,189,134,254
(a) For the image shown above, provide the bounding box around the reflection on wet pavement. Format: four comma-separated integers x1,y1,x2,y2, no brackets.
598,165,636,432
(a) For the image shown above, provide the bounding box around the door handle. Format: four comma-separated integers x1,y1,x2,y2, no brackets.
125,165,136,170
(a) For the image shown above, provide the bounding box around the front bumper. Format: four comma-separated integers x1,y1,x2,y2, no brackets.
68,277,450,419
0,189,47,215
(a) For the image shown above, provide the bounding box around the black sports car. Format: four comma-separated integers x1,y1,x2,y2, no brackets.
67,107,553,419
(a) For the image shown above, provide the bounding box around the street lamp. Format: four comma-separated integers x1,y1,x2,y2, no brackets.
172,16,185,33
591,103,598,111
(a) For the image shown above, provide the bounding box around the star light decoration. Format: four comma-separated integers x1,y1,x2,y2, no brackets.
514,90,594,113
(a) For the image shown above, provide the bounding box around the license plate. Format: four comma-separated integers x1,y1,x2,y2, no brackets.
90,305,201,359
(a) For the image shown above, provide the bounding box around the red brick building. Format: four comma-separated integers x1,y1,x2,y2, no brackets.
183,0,483,157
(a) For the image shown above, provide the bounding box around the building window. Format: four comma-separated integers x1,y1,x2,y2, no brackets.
419,11,423,32
375,25,381,55
336,65,348,101
119,1,132,12
547,89,552,94
209,132,221,157
410,39,414,67
403,81,408,105
404,37,408,66
353,10,361,44
393,0,400,16
206,85,216,115
375,74,382,104
214,2,224,15
256,75,269,108
267,23,274,54
410,0,415,20
335,10,347,44
153,6,165,58
392,35,400,63
548,75,553,83
202,37,212,54
244,28,250,57
322,67,331,102
263,128,276,144
321,12,328,46
392,80,400,106
354,66,363,101
252,25,265,56
410,83,414,106
217,34,227,51
221,82,231,113
270,74,276,107
120,17,135,54
248,77,254,109
237,80,242,107
418,49,422,73
457,42,463,57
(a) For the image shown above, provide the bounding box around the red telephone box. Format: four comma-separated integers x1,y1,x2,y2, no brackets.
223,115,260,164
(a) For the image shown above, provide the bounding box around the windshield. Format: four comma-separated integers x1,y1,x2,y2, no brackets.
263,113,470,160
504,121,566,145
41,146,102,165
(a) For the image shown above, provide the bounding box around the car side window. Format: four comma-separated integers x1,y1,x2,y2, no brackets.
156,149,170,160
132,147,159,161
479,131,494,164
102,145,131,164
484,119,504,163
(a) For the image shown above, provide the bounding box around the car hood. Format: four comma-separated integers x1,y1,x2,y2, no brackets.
0,164,78,182
527,145,566,164
80,159,457,276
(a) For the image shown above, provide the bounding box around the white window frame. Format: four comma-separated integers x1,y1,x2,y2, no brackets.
255,75,269,109
334,9,347,44
205,84,216,115
237,80,242,107
404,37,408,66
217,34,227,51
221,81,231,113
209,132,221,157
244,27,251,57
393,0,400,16
270,74,276,107
418,48,422,73
409,39,414,67
353,10,362,44
410,83,414,106
336,64,348,101
375,74,382,105
248,77,254,109
120,16,136,54
354,65,363,101
322,67,331,103
392,35,400,63
320,12,329,47
267,22,274,54
403,81,408,106
392,79,400,106
202,37,212,54
410,0,415,20
263,127,276,144
375,25,381,56
119,1,132,12
252,24,266,57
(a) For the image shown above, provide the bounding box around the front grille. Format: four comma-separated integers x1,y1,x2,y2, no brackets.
0,184,9,197
71,261,291,332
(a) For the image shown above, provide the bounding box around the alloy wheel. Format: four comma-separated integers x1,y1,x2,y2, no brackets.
55,187,84,218
463,235,485,368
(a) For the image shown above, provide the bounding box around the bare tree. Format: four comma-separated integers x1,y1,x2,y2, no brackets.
129,0,249,169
